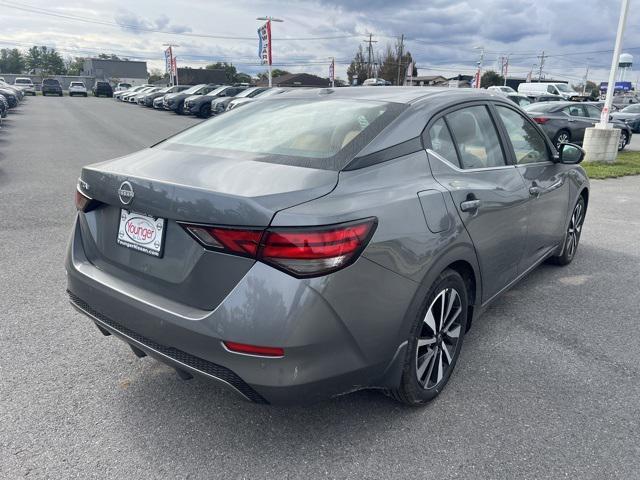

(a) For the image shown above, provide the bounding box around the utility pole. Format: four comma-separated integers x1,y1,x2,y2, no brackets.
474,46,484,88
328,57,335,88
257,16,284,88
582,64,590,95
363,34,377,79
396,34,404,86
503,54,510,86
537,50,546,82
162,43,179,85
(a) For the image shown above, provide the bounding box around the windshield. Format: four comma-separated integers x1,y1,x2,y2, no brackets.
164,98,400,164
182,84,206,94
555,84,571,92
236,88,259,98
622,104,640,113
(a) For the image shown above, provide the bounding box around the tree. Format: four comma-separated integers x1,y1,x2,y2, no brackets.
41,48,65,75
25,46,42,72
0,48,25,73
148,68,168,84
65,57,85,76
377,40,417,85
206,62,238,83
257,69,290,81
481,70,504,88
98,53,122,61
347,45,368,85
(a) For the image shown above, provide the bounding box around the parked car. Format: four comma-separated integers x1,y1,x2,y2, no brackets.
69,81,88,97
524,101,632,150
122,86,155,103
164,84,218,114
185,85,247,118
114,85,151,101
114,82,133,92
518,82,586,101
0,87,19,107
0,79,23,98
611,103,640,133
67,88,589,406
526,93,564,103
13,77,36,95
363,77,391,86
134,87,161,104
143,85,190,107
210,86,267,115
92,81,113,97
226,87,293,111
0,94,8,119
487,86,516,94
42,78,63,96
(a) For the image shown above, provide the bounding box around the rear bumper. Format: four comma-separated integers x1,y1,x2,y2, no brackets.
65,216,417,404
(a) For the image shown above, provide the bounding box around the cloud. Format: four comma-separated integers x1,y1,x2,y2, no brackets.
113,10,192,35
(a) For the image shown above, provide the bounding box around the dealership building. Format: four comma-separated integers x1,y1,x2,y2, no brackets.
82,58,148,86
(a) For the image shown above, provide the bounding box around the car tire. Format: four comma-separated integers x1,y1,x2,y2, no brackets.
549,196,586,266
390,269,468,406
199,104,211,118
618,131,628,151
553,130,571,149
176,102,185,115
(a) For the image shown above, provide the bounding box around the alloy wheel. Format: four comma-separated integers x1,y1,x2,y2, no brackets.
565,200,585,259
618,132,628,150
415,288,463,390
556,132,570,149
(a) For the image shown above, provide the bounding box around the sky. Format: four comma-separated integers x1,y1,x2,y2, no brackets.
2,0,640,86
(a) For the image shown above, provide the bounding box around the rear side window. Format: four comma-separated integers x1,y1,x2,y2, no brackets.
427,118,460,167
445,106,506,169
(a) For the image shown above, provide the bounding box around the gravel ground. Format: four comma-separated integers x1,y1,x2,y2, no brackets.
1,96,639,479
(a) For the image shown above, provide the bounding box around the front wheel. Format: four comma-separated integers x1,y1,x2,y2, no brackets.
618,131,628,151
390,269,468,406
199,104,211,118
549,196,586,266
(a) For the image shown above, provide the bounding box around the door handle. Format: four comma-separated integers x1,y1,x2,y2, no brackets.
460,199,481,212
529,186,541,197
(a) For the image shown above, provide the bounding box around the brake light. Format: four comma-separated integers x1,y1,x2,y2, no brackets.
223,341,284,357
533,117,549,124
181,218,377,277
75,187,95,212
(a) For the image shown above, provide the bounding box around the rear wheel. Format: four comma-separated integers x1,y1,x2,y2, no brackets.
549,196,586,266
618,131,628,151
553,130,571,150
390,269,468,406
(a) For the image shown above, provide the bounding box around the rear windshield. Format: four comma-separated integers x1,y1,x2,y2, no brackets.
43,79,59,85
15,79,32,84
70,82,84,86
163,98,404,169
96,82,109,87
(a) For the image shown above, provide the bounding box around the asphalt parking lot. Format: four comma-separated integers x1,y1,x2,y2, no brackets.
1,96,640,479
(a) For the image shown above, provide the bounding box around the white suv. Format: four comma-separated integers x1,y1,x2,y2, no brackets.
69,81,88,97
14,77,36,95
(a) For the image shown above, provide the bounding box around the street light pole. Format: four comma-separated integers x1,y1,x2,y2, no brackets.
598,0,630,128
474,46,484,89
257,16,283,88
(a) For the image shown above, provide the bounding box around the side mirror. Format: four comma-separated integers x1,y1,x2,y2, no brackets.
558,143,585,164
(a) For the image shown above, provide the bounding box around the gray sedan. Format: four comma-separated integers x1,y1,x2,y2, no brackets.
524,101,632,150
66,88,589,405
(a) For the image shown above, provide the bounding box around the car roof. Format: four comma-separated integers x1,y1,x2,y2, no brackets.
280,86,499,105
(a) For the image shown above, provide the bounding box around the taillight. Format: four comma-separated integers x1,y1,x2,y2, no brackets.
533,117,549,124
75,187,95,212
181,218,377,278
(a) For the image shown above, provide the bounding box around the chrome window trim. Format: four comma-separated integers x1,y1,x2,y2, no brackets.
426,149,517,173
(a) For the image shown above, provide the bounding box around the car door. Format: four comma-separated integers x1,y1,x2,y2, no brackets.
561,105,594,143
425,104,530,302
493,103,570,270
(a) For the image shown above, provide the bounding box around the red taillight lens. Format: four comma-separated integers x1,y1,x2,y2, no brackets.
259,219,377,277
533,117,549,124
181,218,377,277
223,341,284,357
75,187,93,212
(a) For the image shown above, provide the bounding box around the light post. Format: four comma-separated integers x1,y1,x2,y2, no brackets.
328,57,335,88
257,16,283,88
598,0,630,128
503,54,511,87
